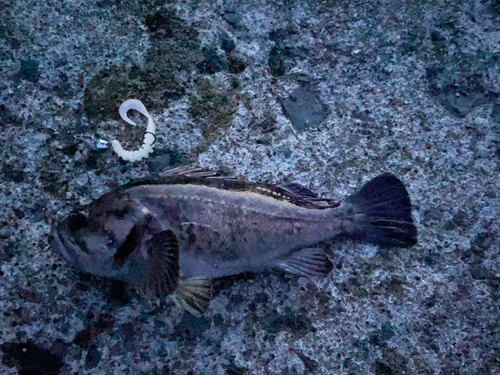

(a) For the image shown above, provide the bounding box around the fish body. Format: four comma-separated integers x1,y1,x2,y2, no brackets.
50,168,417,315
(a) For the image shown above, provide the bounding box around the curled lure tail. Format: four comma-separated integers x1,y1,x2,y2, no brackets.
111,99,156,162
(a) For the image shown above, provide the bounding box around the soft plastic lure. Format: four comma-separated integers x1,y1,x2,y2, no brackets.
77,99,156,162
111,99,156,162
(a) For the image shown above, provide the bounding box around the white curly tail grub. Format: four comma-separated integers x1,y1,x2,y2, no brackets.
111,99,156,162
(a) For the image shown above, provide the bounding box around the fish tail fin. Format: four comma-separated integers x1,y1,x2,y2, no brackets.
342,173,417,247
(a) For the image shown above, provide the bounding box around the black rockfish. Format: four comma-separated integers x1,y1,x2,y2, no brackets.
50,167,417,315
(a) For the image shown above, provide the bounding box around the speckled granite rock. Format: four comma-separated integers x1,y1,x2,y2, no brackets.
1,0,499,374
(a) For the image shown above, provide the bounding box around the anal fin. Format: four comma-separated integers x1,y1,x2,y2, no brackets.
275,248,333,278
175,276,212,317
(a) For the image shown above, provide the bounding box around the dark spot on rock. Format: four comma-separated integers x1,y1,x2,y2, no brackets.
108,280,130,304
231,293,245,305
0,104,20,127
430,31,447,61
254,292,269,304
471,232,496,255
85,9,202,124
85,344,101,370
386,277,408,296
340,276,369,298
491,102,500,123
369,324,395,347
10,37,20,49
427,73,497,118
198,48,227,74
443,210,473,232
374,361,393,375
49,339,69,358
172,314,209,342
163,86,186,99
280,147,292,159
2,163,25,183
253,115,277,135
61,142,79,157
3,242,19,260
85,155,98,169
296,351,318,373
213,314,224,327
379,347,408,375
148,153,172,172
281,86,328,131
269,28,297,44
189,78,237,143
145,13,174,38
12,208,24,219
53,72,74,99
74,308,114,347
222,11,242,28
17,289,44,304
483,348,500,374
18,59,40,83
470,263,490,280
120,322,136,344
224,362,247,375
1,341,63,375
219,32,235,54
423,205,443,224
261,308,313,336
269,47,285,76
228,55,246,74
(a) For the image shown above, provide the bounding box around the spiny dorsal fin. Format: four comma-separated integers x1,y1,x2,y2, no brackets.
158,165,222,178
175,276,212,317
277,183,319,199
138,230,180,296
131,165,338,208
274,248,333,278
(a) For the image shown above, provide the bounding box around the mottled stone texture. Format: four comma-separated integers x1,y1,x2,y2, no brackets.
0,0,499,374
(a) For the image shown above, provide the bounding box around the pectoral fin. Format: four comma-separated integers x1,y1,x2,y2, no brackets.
175,277,212,317
275,248,333,278
137,230,180,296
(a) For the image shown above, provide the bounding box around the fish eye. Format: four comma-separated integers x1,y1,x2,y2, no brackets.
105,230,118,246
67,211,88,232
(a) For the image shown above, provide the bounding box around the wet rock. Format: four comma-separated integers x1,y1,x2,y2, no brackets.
18,59,40,83
1,341,63,375
427,73,497,118
281,86,328,131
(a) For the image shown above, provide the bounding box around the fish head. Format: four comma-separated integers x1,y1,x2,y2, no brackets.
49,192,150,281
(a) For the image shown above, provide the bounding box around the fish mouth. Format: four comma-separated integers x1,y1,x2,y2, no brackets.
49,224,79,263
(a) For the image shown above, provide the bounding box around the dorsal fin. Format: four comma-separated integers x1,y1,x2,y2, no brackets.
121,165,340,209
277,183,317,198
158,165,222,178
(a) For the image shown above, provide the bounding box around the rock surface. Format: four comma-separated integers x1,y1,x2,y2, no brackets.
0,0,499,374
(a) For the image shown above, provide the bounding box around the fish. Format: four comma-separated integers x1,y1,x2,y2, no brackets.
49,167,417,316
